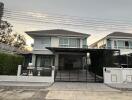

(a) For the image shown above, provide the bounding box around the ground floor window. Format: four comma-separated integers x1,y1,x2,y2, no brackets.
36,55,53,67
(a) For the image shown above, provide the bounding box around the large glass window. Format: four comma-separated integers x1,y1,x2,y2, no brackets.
41,37,51,47
59,38,68,47
69,38,80,47
107,39,111,49
41,56,51,67
117,40,124,49
125,41,129,49
114,40,117,49
129,41,132,49
82,38,87,48
116,40,132,49
34,37,51,49
59,38,80,48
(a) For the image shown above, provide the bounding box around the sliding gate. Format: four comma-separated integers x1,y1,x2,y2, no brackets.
55,68,103,82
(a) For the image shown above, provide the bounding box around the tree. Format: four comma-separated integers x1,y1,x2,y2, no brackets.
0,20,26,49
13,33,26,48
0,2,26,50
0,20,13,44
0,2,4,22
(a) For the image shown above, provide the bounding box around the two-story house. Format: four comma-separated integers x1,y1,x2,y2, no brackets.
26,29,89,71
90,32,132,55
25,29,120,82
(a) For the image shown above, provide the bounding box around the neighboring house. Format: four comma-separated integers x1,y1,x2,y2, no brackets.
25,29,89,70
90,32,132,55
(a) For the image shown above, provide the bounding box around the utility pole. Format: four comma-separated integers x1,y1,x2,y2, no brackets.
0,2,4,23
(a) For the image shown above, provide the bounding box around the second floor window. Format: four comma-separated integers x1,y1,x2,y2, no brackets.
82,38,87,48
34,37,51,49
41,37,51,47
114,40,117,49
114,40,132,49
59,38,80,48
107,39,111,49
118,40,124,49
125,41,129,48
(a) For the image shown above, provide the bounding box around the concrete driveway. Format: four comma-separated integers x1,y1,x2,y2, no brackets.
47,82,118,91
0,82,132,100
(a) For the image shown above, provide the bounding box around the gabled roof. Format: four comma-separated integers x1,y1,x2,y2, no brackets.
25,29,90,38
108,32,132,37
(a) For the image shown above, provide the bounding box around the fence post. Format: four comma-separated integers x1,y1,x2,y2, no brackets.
17,65,22,76
52,66,55,82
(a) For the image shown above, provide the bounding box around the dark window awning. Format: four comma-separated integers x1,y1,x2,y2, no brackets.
46,47,120,53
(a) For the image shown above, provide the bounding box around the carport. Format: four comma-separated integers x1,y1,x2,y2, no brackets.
47,47,120,82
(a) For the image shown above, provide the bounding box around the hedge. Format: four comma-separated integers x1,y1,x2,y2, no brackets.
0,52,24,75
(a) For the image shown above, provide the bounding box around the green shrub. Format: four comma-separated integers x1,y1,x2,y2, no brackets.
0,52,24,75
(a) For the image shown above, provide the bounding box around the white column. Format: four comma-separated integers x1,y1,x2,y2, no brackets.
51,66,55,82
51,37,59,47
111,40,115,49
17,65,22,76
32,54,36,66
55,54,59,69
80,39,83,48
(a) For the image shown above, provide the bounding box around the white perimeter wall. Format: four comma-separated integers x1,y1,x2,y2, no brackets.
103,67,132,83
0,76,54,83
0,66,55,83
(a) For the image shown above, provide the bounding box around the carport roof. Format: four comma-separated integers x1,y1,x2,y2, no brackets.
46,47,120,53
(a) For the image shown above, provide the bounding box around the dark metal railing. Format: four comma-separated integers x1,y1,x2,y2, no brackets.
21,66,52,76
55,67,103,82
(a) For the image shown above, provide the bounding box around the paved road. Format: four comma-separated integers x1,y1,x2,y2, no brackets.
46,90,132,100
0,82,132,100
0,89,48,100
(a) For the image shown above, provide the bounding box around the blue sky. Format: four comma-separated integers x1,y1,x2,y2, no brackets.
1,0,132,45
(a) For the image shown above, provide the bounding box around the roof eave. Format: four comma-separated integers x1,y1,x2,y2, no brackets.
26,32,90,39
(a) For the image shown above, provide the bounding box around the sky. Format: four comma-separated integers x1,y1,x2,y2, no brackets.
1,0,132,45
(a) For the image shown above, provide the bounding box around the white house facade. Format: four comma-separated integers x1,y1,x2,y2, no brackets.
26,29,89,71
25,29,121,82
90,32,132,55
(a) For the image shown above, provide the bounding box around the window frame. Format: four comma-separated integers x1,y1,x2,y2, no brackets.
59,37,80,48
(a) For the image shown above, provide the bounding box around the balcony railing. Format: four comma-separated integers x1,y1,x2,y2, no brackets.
59,45,88,48
106,45,132,49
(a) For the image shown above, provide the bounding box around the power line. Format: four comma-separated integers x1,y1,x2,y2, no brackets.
4,12,132,27
4,11,132,30
3,8,132,31
4,14,132,30
4,8,132,25
4,17,132,32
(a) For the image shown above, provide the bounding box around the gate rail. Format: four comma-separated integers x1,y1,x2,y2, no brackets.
55,68,103,82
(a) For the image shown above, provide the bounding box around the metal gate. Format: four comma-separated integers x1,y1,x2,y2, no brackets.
55,69,103,82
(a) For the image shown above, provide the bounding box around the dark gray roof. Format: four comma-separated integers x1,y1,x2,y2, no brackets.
25,29,89,38
108,32,132,37
46,47,119,53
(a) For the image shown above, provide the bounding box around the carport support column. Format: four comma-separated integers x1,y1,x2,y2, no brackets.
32,54,36,66
55,54,59,69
